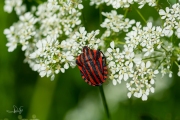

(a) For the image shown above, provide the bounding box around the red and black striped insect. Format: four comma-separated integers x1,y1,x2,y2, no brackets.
76,46,108,86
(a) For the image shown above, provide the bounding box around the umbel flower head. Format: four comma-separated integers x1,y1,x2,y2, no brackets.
90,0,156,9
4,0,85,80
4,0,180,101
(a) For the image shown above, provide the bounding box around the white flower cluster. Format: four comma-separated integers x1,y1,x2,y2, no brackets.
90,0,156,9
4,0,26,15
4,12,37,52
106,42,158,100
101,10,135,39
159,3,180,38
29,27,101,80
105,22,177,100
4,0,85,80
63,27,101,55
125,22,164,56
158,41,174,78
126,61,158,101
158,2,180,78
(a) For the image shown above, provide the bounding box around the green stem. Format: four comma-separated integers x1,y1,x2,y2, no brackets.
157,57,166,69
117,41,125,45
166,0,171,6
99,85,111,120
175,61,179,66
156,0,159,5
161,45,168,53
34,0,43,4
142,55,163,60
124,8,129,18
133,6,147,24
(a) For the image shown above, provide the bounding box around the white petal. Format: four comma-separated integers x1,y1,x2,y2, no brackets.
64,63,69,69
129,62,133,68
61,68,65,73
112,79,117,85
165,7,170,13
40,71,46,77
159,9,165,15
50,74,55,81
169,72,172,77
150,87,155,93
144,52,150,56
66,56,74,61
119,74,123,81
154,70,159,74
55,69,59,74
78,4,83,9
116,48,119,53
33,64,40,71
124,73,129,81
146,61,151,68
117,79,121,84
127,92,132,98
110,41,114,49
178,71,180,76
141,62,145,68
150,79,155,84
109,61,115,67
29,52,37,59
142,94,147,101
107,48,112,53
133,57,142,65
126,83,130,88
147,22,152,28
157,44,161,49
79,27,85,33
138,92,142,98
134,92,139,97
47,70,52,77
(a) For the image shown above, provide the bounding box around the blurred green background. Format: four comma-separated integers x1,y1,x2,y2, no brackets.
1,0,180,120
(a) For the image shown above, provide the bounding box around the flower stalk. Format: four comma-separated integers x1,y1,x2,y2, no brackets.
99,86,111,120
133,6,147,24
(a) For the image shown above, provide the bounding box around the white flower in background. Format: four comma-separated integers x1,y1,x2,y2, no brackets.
159,3,180,38
4,26,18,52
47,0,59,10
125,22,164,55
105,18,179,100
90,0,104,7
138,0,156,8
106,41,125,84
125,61,158,101
4,0,84,80
90,0,156,9
4,12,37,52
101,10,135,39
159,7,170,19
106,41,160,101
4,0,26,15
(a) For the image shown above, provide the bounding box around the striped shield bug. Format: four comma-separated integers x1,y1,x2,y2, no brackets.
76,46,108,86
